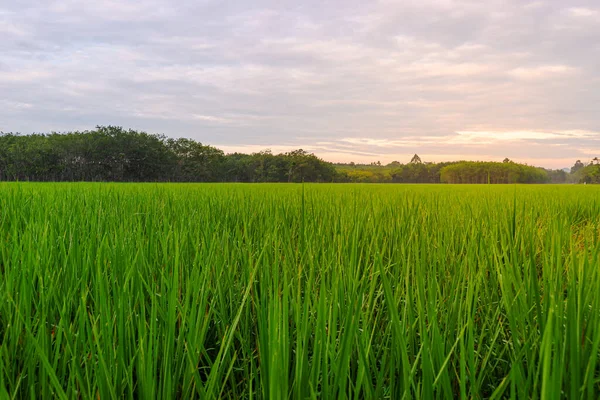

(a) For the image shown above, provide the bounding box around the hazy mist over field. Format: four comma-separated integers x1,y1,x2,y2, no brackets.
1,0,599,167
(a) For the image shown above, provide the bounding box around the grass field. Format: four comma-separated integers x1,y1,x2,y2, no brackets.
1,183,599,399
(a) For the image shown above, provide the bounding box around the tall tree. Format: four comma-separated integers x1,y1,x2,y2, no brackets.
571,160,585,174
167,138,224,182
410,154,422,164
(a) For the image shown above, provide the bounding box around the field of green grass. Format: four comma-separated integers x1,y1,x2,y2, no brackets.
1,183,599,399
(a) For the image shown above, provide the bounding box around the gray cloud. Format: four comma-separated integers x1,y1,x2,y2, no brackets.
1,0,599,167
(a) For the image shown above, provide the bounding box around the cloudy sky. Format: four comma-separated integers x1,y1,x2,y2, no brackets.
1,0,599,168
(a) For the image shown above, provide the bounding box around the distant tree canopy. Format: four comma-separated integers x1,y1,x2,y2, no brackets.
575,164,600,184
410,154,422,164
0,126,595,183
439,161,549,184
337,160,571,184
571,160,585,174
0,127,338,183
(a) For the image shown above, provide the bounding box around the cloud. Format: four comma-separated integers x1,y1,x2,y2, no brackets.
456,130,599,141
523,2,545,10
48,0,176,22
0,100,34,110
568,8,599,18
0,20,28,37
508,65,578,80
192,115,232,124
0,69,53,82
1,0,599,168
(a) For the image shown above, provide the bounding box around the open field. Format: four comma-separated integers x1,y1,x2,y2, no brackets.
1,183,599,398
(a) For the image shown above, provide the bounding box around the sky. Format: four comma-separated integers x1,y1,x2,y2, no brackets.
1,0,599,168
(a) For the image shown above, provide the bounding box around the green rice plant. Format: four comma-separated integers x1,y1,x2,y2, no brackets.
0,183,599,398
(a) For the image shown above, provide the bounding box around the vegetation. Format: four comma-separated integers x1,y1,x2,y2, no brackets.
439,161,549,184
334,161,456,183
335,161,563,184
0,127,338,183
573,163,600,184
1,126,597,184
1,183,599,398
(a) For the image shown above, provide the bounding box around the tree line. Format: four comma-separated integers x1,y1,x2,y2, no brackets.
0,126,596,183
573,164,600,184
439,161,549,184
336,157,571,184
0,126,338,182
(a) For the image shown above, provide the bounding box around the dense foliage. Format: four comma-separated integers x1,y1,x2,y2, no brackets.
1,183,599,398
575,164,600,184
335,161,571,184
335,161,458,183
439,161,549,184
0,127,338,183
0,127,594,183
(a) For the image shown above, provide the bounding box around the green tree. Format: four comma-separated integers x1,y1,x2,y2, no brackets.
571,160,585,174
167,138,224,182
410,154,422,164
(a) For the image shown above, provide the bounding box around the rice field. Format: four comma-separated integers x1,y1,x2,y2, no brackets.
0,183,599,399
